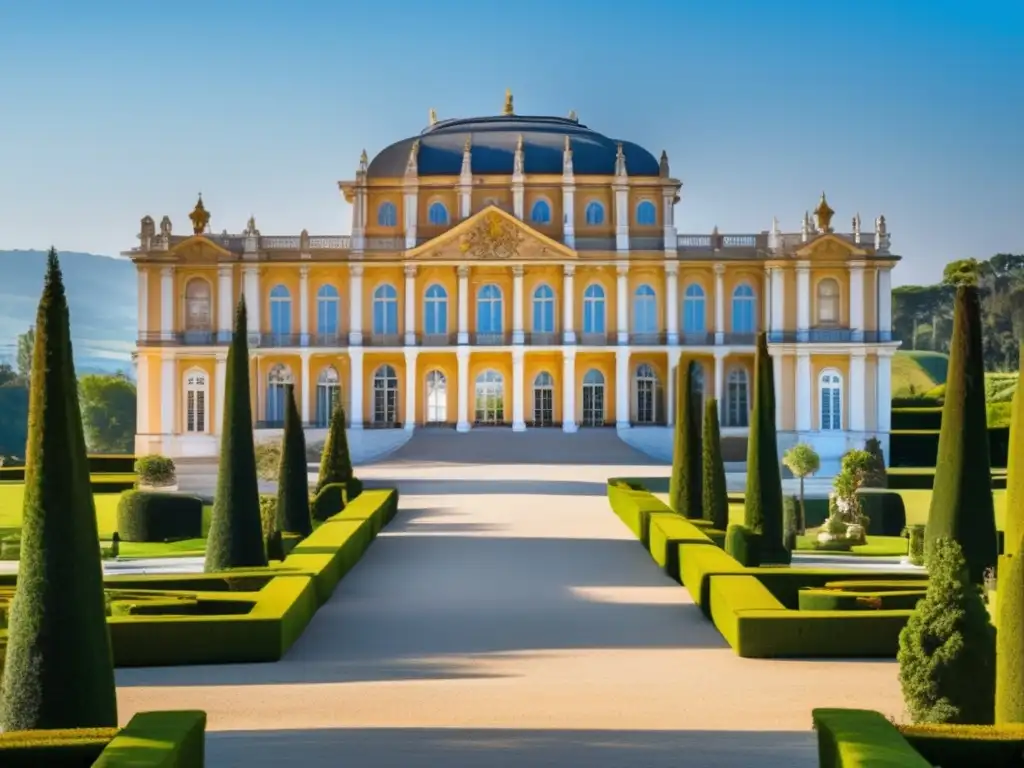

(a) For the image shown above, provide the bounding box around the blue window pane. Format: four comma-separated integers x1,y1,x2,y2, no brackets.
317,300,338,335
378,202,397,227
585,202,604,225
531,200,551,224
428,202,448,225
637,201,656,225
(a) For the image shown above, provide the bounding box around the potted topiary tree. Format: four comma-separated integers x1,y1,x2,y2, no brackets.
782,443,820,535
134,454,177,492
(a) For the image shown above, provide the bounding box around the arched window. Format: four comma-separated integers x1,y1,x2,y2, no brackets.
582,369,605,427
817,278,840,325
726,368,749,428
377,201,397,227
476,284,503,335
423,284,448,336
530,199,551,224
475,369,504,425
633,284,657,334
316,284,340,340
636,200,657,225
820,369,843,431
269,285,292,338
316,366,340,427
266,364,293,425
373,365,399,425
634,363,662,424
372,284,398,335
682,283,706,334
425,370,447,423
428,202,449,226
532,284,555,333
585,201,605,225
583,284,606,334
184,278,212,334
731,283,756,334
532,371,554,426
183,369,208,434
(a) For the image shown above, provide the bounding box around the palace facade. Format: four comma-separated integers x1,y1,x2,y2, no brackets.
129,93,900,468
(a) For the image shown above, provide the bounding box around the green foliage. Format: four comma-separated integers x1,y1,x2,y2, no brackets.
311,482,347,522
926,286,998,583
116,491,203,542
724,524,761,567
1005,352,1024,556
783,442,820,534
907,525,926,565
315,399,354,495
259,494,278,545
16,327,34,382
78,373,136,454
744,333,787,561
943,258,981,288
0,249,117,730
996,551,1024,724
276,384,312,537
133,454,175,486
862,438,888,488
205,296,268,572
782,496,798,551
669,359,702,518
898,538,995,725
255,440,282,481
812,708,932,768
701,397,728,529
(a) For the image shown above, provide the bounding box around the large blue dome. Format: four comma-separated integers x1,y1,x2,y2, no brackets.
366,115,660,179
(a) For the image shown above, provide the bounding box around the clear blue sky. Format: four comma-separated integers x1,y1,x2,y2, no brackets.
1,0,1020,286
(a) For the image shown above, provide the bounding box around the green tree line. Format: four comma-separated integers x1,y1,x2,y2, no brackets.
894,253,1024,371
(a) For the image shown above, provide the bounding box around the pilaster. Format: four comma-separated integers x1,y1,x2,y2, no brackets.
512,347,526,431
349,347,364,429
614,184,630,252
299,265,310,346
404,264,418,346
615,348,630,428
714,263,725,344
796,261,811,341
849,350,866,431
713,349,726,423
300,352,311,424
770,266,785,337
795,352,812,432
160,355,175,434
457,265,470,344
876,352,893,432
666,346,682,426
137,267,149,337
562,265,576,344
136,355,150,434
877,267,893,338
512,266,525,344
243,266,261,344
562,138,575,248
665,262,679,345
215,353,227,435
217,265,233,342
349,264,364,345
160,266,174,341
849,261,865,341
562,348,577,432
616,263,629,345
404,348,418,431
456,347,471,431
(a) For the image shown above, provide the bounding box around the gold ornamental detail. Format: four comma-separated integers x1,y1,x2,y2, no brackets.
458,211,522,259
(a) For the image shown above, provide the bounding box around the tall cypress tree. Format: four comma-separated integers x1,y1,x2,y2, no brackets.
744,333,788,563
277,384,312,537
1003,347,1024,556
205,296,268,571
316,398,354,496
925,286,997,583
702,397,729,530
669,359,702,518
1,249,117,730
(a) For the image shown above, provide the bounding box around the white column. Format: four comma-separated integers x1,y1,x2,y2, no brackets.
614,185,629,252
562,349,577,432
348,265,363,345
512,266,525,344
877,353,893,432
215,353,227,434
615,348,630,428
796,262,811,341
160,267,174,341
160,356,175,434
456,348,470,431
404,264,417,346
666,347,682,426
299,265,310,345
770,267,785,335
562,265,576,344
217,265,233,342
562,186,575,248
849,350,866,432
512,185,525,220
136,356,150,434
300,352,311,424
404,349,418,431
243,266,261,343
512,348,526,431
665,262,679,345
714,351,726,423
795,352,812,432
662,192,677,257
457,265,470,344
773,351,784,430
404,188,418,249
349,349,364,428
616,263,629,344
763,268,771,334
137,268,149,338
849,263,865,341
714,263,725,344
878,267,893,340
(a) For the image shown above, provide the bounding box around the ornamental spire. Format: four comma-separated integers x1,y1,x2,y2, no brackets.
814,191,835,233
503,88,514,115
189,193,210,235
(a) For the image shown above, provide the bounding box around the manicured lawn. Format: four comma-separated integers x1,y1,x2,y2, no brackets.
892,350,949,396
795,534,908,557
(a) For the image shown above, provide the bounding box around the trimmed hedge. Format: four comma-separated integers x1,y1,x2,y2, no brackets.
891,407,943,431
798,588,926,611
647,513,718,577
890,427,1010,468
900,723,1024,767
813,709,930,768
310,478,365,522
0,727,114,767
606,481,674,545
116,492,204,542
724,524,760,567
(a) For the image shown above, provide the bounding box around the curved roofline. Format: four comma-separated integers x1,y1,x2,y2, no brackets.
423,115,589,136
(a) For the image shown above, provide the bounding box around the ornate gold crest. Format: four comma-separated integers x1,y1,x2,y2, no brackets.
189,194,210,235
458,212,522,259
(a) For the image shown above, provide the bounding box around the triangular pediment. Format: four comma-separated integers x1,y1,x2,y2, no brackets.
794,232,869,260
167,234,234,260
407,205,577,261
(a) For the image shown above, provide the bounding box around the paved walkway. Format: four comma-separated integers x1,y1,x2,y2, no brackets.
116,429,904,767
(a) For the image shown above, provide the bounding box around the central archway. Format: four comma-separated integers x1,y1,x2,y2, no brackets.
474,369,505,425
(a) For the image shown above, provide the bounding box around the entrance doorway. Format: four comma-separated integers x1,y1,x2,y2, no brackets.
474,370,504,425
532,371,554,426
581,369,605,426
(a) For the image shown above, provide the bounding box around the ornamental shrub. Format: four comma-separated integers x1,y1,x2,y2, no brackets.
116,491,203,542
311,482,346,522
205,297,268,571
0,249,117,730
925,286,998,583
996,550,1024,724
255,440,282,482
1004,348,1024,556
276,384,312,538
701,397,729,530
669,359,703,518
316,400,354,495
724,524,760,567
133,454,176,486
898,538,995,725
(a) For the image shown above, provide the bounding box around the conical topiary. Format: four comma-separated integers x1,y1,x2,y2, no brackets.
925,286,997,583
1004,346,1024,556
996,546,1024,724
702,397,729,530
669,359,702,518
316,397,354,496
277,384,312,537
205,296,268,571
744,333,788,563
0,249,117,730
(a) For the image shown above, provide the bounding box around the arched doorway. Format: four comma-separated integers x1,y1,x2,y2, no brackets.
425,370,447,424
373,365,399,426
582,369,605,427
634,363,662,424
532,371,554,426
316,366,341,426
474,370,504,425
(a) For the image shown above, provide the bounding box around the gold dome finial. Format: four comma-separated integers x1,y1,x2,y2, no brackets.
503,88,514,115
189,193,210,235
814,191,835,233
359,148,368,164
429,108,438,125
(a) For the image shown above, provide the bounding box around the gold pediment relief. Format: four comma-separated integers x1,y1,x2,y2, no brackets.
167,235,233,261
407,205,577,261
794,233,868,260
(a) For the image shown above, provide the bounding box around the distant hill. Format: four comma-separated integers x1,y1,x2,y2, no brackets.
891,350,949,397
0,250,135,375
